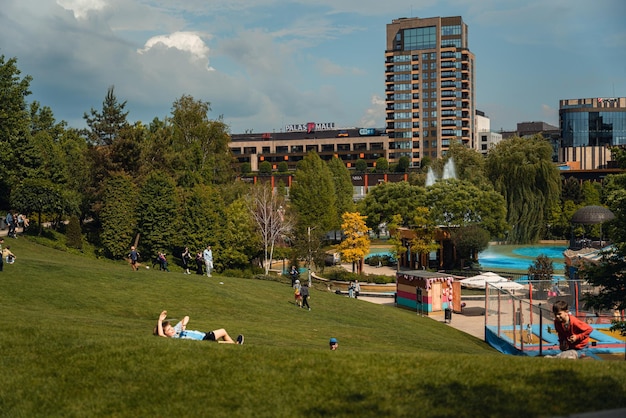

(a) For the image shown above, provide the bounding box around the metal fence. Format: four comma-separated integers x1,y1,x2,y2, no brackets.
484,280,625,359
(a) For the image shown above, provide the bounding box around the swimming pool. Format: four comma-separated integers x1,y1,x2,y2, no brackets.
478,244,566,272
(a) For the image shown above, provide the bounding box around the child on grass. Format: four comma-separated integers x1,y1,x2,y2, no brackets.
155,310,243,344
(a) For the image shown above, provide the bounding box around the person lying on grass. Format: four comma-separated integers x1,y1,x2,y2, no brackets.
154,310,244,344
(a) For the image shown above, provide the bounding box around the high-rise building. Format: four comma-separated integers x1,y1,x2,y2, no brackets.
558,97,626,170
385,16,475,167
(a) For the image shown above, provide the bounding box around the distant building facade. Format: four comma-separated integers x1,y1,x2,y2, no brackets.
230,125,389,172
384,16,475,167
558,97,626,170
475,110,502,155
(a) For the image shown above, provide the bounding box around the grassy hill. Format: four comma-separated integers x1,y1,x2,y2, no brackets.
1,236,625,417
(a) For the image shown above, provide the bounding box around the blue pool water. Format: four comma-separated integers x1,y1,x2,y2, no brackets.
478,245,566,272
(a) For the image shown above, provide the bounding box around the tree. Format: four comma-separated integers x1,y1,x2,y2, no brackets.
528,254,554,295
177,183,225,257
259,161,272,175
0,55,32,207
336,212,370,274
387,214,407,271
221,197,262,271
83,86,129,145
135,172,179,258
423,179,508,238
10,178,63,235
486,135,561,243
450,225,490,266
289,151,336,270
98,173,138,259
396,156,410,172
355,159,367,173
169,95,235,185
358,181,426,232
374,157,389,173
432,141,488,187
277,161,288,173
583,172,626,336
327,156,355,229
248,182,292,274
65,215,83,250
408,207,439,269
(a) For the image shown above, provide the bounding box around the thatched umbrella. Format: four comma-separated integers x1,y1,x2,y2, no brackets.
571,205,615,225
571,205,615,247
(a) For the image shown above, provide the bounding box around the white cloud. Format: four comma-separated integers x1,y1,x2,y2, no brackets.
57,0,107,20
138,32,213,70
359,95,385,128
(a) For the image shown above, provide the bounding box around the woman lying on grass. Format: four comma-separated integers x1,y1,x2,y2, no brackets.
154,310,244,344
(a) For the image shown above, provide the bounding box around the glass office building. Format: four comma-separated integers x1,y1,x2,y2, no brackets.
385,16,475,167
560,97,626,147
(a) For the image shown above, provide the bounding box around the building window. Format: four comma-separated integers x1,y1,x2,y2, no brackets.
306,145,318,152
244,147,257,154
321,144,334,152
262,146,270,153
276,146,288,153
403,26,436,50
337,144,351,151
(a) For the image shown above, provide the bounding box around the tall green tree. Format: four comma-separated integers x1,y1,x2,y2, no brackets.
99,173,138,259
423,179,508,237
221,197,261,271
327,156,355,228
135,172,179,258
83,86,129,146
289,151,336,267
170,95,235,185
486,135,561,243
177,183,226,256
0,55,32,206
358,181,426,232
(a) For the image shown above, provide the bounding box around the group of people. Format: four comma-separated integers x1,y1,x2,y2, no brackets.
291,266,311,311
127,244,214,277
4,211,28,239
184,245,213,277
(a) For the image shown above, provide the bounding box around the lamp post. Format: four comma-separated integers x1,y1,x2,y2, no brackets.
307,226,316,288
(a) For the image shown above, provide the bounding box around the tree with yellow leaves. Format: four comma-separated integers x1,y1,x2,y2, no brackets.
336,212,370,274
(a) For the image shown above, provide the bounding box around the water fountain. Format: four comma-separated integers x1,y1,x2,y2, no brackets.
425,157,457,186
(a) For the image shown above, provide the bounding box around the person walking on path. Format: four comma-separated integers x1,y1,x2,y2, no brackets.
128,246,140,271
181,247,192,275
203,245,213,277
354,280,361,299
300,282,311,311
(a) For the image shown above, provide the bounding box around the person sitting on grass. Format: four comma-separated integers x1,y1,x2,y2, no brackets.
154,310,244,344
550,300,593,359
3,245,16,264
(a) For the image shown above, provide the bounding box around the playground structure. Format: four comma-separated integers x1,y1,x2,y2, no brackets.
484,280,625,361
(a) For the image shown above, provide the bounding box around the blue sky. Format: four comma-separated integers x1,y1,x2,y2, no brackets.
1,0,624,134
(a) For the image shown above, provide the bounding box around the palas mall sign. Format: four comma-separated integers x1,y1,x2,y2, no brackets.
285,122,335,133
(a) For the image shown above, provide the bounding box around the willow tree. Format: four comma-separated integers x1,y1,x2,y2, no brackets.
485,136,561,244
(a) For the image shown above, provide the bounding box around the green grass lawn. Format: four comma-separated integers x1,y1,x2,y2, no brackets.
1,237,625,417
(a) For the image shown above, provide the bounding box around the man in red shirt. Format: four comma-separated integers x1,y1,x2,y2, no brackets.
552,300,593,358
